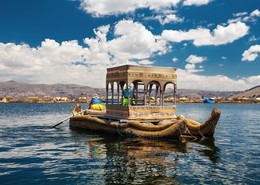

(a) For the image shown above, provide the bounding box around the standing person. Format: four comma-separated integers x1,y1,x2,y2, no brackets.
123,85,134,106
89,93,105,110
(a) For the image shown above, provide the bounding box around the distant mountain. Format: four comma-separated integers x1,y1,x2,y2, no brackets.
0,80,105,98
164,88,240,99
230,85,260,98
0,81,259,99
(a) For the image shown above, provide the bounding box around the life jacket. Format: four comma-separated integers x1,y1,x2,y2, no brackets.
123,89,128,98
91,97,101,104
123,87,133,98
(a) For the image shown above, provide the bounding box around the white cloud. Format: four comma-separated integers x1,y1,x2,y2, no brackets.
245,75,260,85
185,63,196,71
172,57,178,62
161,21,249,46
138,60,154,65
248,36,259,42
221,56,227,60
158,14,184,24
0,39,94,84
80,0,181,17
185,55,206,72
83,25,111,66
186,54,206,64
108,20,169,61
233,12,248,17
0,18,258,91
227,17,243,24
242,44,260,62
1,38,259,91
228,9,260,24
250,9,260,17
177,69,260,91
0,21,169,88
143,12,183,25
183,0,211,6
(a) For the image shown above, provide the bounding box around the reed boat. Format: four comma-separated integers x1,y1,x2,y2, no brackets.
69,65,221,140
70,107,221,139
70,114,185,139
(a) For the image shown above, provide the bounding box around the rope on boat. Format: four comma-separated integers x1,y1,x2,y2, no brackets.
182,123,197,140
198,125,206,139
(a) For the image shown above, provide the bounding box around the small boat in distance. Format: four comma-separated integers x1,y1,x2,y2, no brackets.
69,65,221,140
203,98,214,103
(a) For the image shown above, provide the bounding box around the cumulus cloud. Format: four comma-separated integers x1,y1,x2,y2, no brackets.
108,20,169,61
242,44,260,62
183,0,211,6
0,18,258,91
186,55,206,63
83,25,111,66
0,20,169,87
177,69,260,91
80,0,181,17
0,40,92,84
184,55,206,72
161,21,249,46
1,37,259,91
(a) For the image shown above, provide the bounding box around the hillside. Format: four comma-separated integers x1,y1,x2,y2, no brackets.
0,80,105,99
230,85,260,98
165,88,239,99
0,80,259,99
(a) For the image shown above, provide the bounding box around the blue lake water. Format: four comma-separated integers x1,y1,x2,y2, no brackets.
0,103,259,185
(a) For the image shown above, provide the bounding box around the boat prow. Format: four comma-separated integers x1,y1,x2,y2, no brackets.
181,108,221,138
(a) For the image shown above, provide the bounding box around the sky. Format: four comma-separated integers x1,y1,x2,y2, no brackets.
0,0,259,91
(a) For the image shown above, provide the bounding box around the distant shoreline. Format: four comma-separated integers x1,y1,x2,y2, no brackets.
1,98,259,104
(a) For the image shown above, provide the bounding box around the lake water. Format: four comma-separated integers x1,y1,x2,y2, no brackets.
0,103,259,185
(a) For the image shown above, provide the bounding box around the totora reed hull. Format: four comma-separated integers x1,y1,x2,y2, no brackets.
69,108,221,140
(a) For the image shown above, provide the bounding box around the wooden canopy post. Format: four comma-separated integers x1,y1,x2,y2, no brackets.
117,83,120,105
106,83,108,106
174,83,177,105
155,85,159,106
111,83,114,105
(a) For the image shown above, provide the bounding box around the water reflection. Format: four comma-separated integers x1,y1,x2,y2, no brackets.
83,133,220,184
197,138,220,164
181,137,220,164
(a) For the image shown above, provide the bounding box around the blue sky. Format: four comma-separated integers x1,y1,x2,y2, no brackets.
0,0,259,91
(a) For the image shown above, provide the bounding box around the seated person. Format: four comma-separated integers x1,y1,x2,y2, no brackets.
89,93,105,110
71,103,82,116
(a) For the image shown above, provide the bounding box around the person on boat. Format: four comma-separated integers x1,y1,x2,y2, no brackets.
123,85,135,106
71,103,82,116
89,93,105,110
